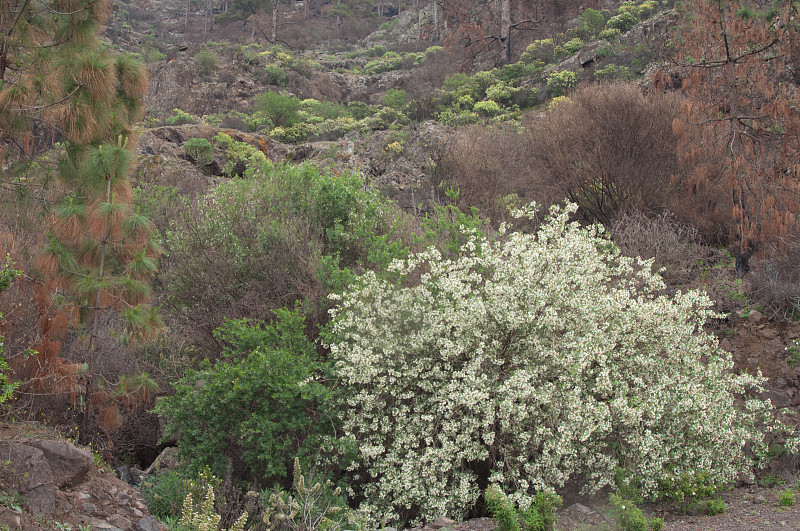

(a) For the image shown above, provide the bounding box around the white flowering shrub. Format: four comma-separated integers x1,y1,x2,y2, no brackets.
327,203,773,526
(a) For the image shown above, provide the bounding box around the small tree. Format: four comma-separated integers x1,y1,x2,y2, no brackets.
328,203,775,526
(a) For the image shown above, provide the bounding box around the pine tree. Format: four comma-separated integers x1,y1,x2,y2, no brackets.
0,0,159,430
660,0,800,265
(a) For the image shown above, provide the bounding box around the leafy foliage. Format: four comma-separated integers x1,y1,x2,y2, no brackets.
156,309,332,483
485,486,561,531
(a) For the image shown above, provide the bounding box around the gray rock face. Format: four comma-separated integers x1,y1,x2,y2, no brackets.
0,441,56,514
29,438,93,487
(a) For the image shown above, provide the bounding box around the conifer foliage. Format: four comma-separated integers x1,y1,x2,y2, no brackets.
662,0,800,262
0,0,158,422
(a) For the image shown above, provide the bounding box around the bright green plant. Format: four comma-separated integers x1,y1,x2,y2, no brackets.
705,497,727,515
609,494,646,531
255,92,302,128
155,309,332,484
485,486,561,531
779,488,795,507
328,202,778,526
183,138,214,167
594,64,633,80
649,517,663,531
166,109,196,126
607,12,638,32
656,470,722,513
383,89,408,109
140,470,189,520
545,70,577,96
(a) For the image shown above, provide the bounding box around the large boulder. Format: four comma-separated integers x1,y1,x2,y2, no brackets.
29,439,93,488
0,441,56,514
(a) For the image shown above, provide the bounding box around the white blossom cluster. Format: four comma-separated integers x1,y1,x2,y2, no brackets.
327,203,773,526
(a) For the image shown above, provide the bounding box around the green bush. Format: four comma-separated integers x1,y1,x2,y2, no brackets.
520,39,555,64
609,494,646,531
545,70,577,96
183,138,214,166
166,109,196,126
155,309,331,484
573,8,606,39
196,50,218,76
485,486,561,531
383,89,407,109
599,27,623,41
0,257,21,405
779,488,796,507
160,161,411,345
328,202,775,525
607,12,638,32
705,497,727,515
594,64,633,80
140,470,189,520
255,91,302,128
265,64,288,85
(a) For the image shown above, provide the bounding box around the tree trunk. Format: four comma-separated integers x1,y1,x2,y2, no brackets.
433,0,438,40
500,0,511,65
271,0,278,42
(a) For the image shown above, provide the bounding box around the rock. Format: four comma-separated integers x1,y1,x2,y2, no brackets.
144,447,181,475
136,517,162,531
775,377,788,389
108,514,133,530
749,310,764,324
431,516,456,529
566,503,594,516
132,508,144,518
29,439,93,488
0,441,56,515
578,40,609,66
83,503,98,514
738,471,756,485
748,357,760,366
754,495,766,504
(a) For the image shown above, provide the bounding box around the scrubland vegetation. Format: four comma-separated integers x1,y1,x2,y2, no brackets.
3,0,800,530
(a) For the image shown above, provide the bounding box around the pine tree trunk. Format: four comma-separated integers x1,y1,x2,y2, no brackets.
500,0,511,65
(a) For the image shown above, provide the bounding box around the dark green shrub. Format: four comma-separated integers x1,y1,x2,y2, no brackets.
140,470,189,520
383,89,407,109
183,138,214,166
609,494,647,531
196,50,218,76
265,65,288,85
607,12,638,32
485,486,561,531
573,8,607,39
155,309,331,484
165,108,196,126
255,91,302,128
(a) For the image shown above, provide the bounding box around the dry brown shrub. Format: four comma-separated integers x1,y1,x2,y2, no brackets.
750,231,800,320
610,210,719,286
436,123,538,224
526,81,683,225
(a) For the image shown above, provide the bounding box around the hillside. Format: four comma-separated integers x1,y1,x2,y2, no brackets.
2,0,800,530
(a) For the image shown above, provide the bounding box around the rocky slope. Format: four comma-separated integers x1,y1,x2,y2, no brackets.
0,423,165,531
